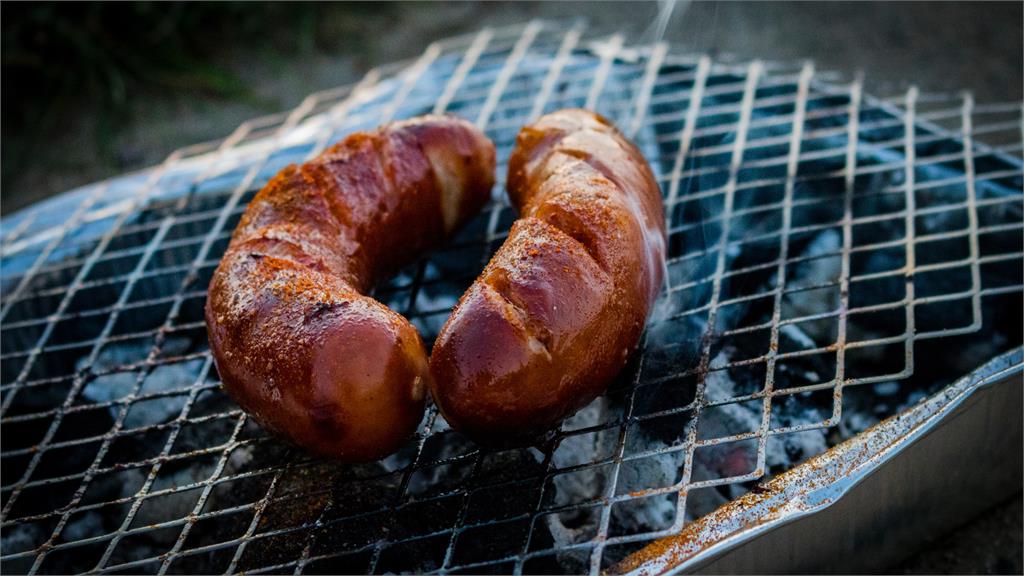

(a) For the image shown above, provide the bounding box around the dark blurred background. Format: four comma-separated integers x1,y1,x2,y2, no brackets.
0,2,1021,572
2,2,1022,216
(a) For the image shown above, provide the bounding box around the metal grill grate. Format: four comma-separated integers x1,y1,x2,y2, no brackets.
2,20,1022,575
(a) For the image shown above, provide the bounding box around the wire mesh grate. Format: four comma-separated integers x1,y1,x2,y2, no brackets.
2,20,1022,575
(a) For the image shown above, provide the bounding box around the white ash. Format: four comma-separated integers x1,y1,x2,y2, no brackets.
703,351,744,404
545,397,680,562
543,518,591,573
60,511,105,542
545,397,609,544
840,408,879,438
379,450,412,473
81,371,138,405
765,398,829,468
779,229,883,363
781,230,840,319
225,442,255,474
78,336,192,374
78,338,197,427
611,447,681,531
780,324,818,351
837,382,910,440
1,522,45,554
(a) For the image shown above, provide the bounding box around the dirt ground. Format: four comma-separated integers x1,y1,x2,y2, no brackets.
1,2,1021,572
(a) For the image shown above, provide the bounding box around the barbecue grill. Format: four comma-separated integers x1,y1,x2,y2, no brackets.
1,19,1022,575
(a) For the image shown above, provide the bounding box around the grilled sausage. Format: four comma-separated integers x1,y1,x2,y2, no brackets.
429,109,666,443
206,115,495,461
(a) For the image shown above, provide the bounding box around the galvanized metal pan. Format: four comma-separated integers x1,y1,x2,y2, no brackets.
611,347,1023,575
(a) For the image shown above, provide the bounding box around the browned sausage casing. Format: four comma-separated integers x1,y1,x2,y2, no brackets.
429,109,666,442
206,115,495,461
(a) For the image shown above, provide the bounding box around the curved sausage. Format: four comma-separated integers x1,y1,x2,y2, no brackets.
206,115,495,461
429,109,666,443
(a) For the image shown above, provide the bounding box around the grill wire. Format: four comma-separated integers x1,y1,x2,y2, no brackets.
1,20,1022,575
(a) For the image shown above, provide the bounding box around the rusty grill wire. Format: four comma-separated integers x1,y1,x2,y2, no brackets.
1,20,1023,575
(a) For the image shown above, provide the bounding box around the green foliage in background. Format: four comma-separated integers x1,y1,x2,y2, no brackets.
1,2,365,197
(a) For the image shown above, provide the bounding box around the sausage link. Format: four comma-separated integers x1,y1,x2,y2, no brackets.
429,109,666,442
206,115,495,461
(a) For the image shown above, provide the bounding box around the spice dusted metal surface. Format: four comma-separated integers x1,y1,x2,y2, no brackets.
1,20,1022,575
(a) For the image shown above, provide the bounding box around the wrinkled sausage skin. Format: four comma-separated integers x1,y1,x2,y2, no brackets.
429,109,666,443
206,115,495,461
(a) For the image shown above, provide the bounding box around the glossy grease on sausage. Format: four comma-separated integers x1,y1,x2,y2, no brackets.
430,109,666,443
206,115,495,461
